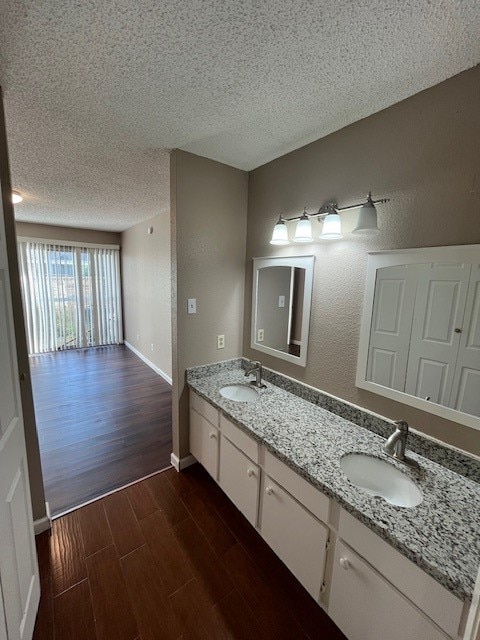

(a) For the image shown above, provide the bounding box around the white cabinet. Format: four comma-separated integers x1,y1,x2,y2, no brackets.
189,408,219,480
260,476,329,599
329,541,450,640
219,436,259,526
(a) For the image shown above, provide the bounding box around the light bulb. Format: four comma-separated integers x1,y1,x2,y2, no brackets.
293,212,313,243
320,212,343,239
12,191,23,204
270,217,289,245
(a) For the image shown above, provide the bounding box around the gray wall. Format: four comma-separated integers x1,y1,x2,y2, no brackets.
243,65,480,456
171,150,248,459
16,222,121,246
122,213,172,379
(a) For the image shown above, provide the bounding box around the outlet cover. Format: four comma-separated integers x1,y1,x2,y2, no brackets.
278,295,286,308
257,328,264,342
187,298,197,314
217,334,225,349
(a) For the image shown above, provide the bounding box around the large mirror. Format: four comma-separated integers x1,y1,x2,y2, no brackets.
357,245,480,431
251,255,314,367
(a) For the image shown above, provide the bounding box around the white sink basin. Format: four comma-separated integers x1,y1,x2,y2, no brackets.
340,453,423,508
219,384,259,402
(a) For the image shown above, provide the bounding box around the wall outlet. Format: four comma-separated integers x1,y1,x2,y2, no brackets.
187,298,197,314
217,334,225,349
151,343,154,352
278,295,286,308
257,328,264,342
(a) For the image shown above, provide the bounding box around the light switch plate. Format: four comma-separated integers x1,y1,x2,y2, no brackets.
278,295,286,308
187,298,197,314
217,334,225,349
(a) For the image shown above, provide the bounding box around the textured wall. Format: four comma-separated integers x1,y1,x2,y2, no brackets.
16,221,121,245
171,150,248,458
121,213,172,379
244,65,480,456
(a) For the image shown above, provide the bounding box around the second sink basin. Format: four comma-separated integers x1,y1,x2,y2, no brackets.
340,453,423,508
219,384,259,402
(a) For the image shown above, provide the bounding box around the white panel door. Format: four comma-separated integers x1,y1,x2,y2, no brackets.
329,541,450,640
405,263,471,405
0,179,40,634
367,265,419,391
450,264,480,416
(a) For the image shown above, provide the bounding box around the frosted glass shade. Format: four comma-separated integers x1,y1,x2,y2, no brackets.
293,215,313,243
352,201,379,234
12,191,23,204
320,212,343,239
270,219,289,245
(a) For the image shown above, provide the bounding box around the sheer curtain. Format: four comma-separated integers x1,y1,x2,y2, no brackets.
18,240,123,354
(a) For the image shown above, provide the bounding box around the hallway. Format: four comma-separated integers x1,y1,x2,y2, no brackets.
31,345,172,516
33,464,346,640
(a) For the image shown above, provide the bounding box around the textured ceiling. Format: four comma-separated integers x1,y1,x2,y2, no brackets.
1,1,479,231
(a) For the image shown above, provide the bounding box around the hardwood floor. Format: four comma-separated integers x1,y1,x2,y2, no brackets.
30,345,172,516
33,464,346,640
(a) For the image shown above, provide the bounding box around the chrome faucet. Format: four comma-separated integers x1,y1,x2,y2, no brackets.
244,360,266,388
383,420,419,469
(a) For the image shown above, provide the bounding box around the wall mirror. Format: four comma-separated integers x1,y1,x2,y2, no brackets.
251,255,314,367
357,245,480,431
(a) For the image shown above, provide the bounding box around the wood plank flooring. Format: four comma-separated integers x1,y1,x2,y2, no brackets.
34,464,346,640
30,345,172,516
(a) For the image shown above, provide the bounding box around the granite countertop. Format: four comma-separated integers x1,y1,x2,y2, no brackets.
187,363,480,603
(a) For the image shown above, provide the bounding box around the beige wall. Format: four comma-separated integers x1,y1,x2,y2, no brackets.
122,213,172,379
244,65,480,456
16,221,120,245
171,150,248,458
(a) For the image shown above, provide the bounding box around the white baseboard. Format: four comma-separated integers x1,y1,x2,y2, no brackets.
124,340,172,384
34,501,52,535
170,453,197,472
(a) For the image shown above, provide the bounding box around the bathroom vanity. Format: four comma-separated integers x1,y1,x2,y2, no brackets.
186,359,480,640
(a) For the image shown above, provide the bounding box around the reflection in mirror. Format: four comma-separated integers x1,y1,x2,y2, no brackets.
252,256,314,367
357,245,480,431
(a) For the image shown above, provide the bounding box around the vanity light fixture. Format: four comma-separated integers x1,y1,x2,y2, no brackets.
270,215,289,245
269,192,389,245
12,190,23,204
293,208,313,243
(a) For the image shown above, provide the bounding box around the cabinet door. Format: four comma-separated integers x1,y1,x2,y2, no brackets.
329,541,450,640
219,436,259,526
260,476,328,599
189,408,219,480
405,263,471,405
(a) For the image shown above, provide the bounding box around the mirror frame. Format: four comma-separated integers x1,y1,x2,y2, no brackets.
251,255,315,367
356,244,480,431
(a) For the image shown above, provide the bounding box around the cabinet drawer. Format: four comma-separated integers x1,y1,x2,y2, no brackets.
220,415,259,463
264,449,330,523
329,541,450,640
189,408,219,480
219,436,260,526
260,476,329,599
190,390,219,427
338,509,463,637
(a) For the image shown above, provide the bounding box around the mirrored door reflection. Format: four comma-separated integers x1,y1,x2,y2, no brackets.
256,266,305,358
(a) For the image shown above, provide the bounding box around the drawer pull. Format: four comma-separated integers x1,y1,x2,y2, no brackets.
265,486,274,496
247,468,255,477
340,557,351,570
209,432,217,439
